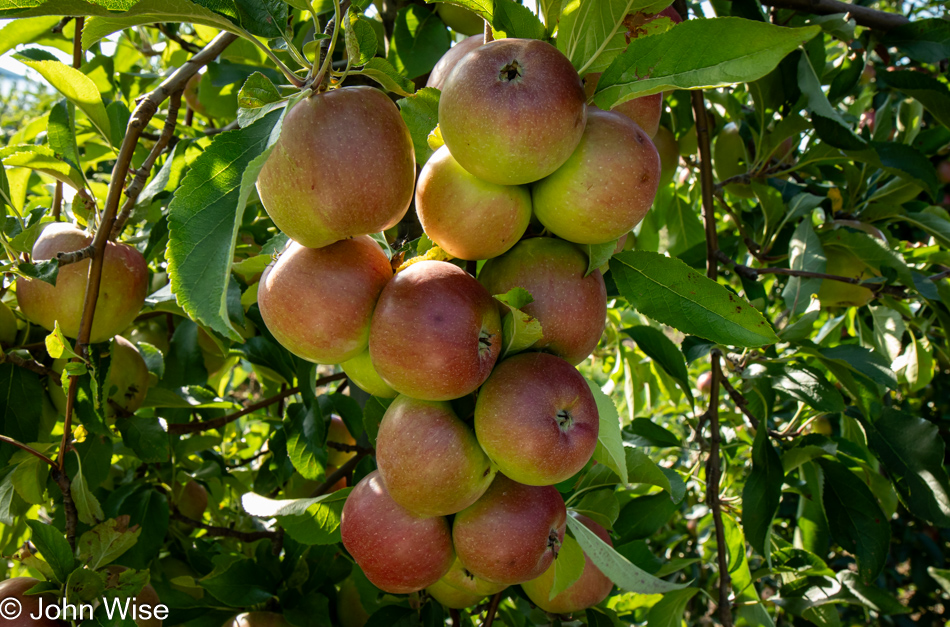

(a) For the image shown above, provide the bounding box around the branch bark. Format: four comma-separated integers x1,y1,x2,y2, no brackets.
691,90,718,281
310,450,367,497
759,0,909,31
483,591,503,627
704,350,733,627
170,510,278,543
0,351,54,376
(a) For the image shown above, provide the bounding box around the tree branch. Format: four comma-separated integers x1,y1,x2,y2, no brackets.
57,245,95,266
310,450,367,497
691,90,718,281
0,351,54,376
482,591,502,627
0,435,57,467
759,0,909,31
704,350,733,627
170,510,278,543
326,441,374,455
154,23,201,53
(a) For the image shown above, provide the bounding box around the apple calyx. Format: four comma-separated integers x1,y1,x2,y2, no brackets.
556,409,574,431
500,60,523,83
479,329,496,354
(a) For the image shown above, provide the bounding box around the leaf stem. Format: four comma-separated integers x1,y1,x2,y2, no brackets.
0,436,57,467
311,0,343,89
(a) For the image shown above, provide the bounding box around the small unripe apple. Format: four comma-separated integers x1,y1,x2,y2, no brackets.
173,480,208,520
426,579,484,609
453,474,566,585
653,126,680,188
256,86,415,249
937,160,950,185
521,514,614,614
439,39,587,185
336,578,370,627
0,300,18,345
426,36,483,90
713,123,754,198
258,236,392,365
416,145,532,260
369,261,501,401
183,73,206,115
479,237,607,365
440,557,508,596
341,471,455,593
376,395,495,516
327,415,357,468
436,4,484,36
475,353,598,486
17,223,148,343
341,348,397,398
0,578,66,627
222,613,291,627
533,109,661,245
697,371,713,395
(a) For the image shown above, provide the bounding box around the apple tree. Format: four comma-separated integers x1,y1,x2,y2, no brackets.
0,0,949,625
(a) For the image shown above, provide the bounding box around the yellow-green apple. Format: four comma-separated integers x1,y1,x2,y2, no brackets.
223,613,291,627
341,471,455,593
0,578,66,627
713,123,754,198
327,415,357,468
103,565,163,627
533,109,661,245
817,225,885,308
521,514,613,614
427,36,482,90
653,126,680,188
369,260,501,400
441,557,508,596
173,480,208,520
479,237,607,365
426,579,484,609
258,236,392,364
376,395,495,516
452,474,566,585
416,145,532,260
0,300,18,345
439,39,587,185
336,578,369,627
341,348,397,398
474,353,598,485
183,74,206,116
437,4,484,36
17,223,147,343
256,86,415,248
584,74,661,138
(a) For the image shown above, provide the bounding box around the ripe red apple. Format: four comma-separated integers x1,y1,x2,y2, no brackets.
416,145,532,260
474,353,598,486
452,474,566,585
479,237,607,365
376,395,495,516
426,579,484,609
713,123,754,198
533,109,660,245
436,4,484,36
369,260,501,401
341,471,455,593
17,223,148,343
0,577,66,627
326,415,357,468
50,336,149,419
521,514,614,614
173,480,208,520
583,74,661,138
258,236,392,365
440,557,508,596
427,36,483,90
341,348,397,398
223,613,291,627
697,371,713,395
256,86,415,249
439,39,587,185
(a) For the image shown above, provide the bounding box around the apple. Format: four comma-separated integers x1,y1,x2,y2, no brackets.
533,109,661,245
0,577,65,627
583,74,661,139
341,348,397,398
521,514,614,614
416,145,532,260
713,123,755,198
376,395,495,516
159,558,204,600
256,86,416,249
336,578,370,627
17,223,148,343
439,39,587,185
816,248,878,308
326,415,357,468
173,480,208,520
369,260,501,401
653,126,680,188
474,352,598,486
0,300,18,345
124,319,170,354
258,236,392,365
480,237,607,365
341,471,455,593
697,371,713,395
426,36,483,90
103,566,162,627
223,613,291,627
440,557,508,596
938,160,950,185
183,74,206,115
437,4,484,36
426,579,484,609
452,474,566,585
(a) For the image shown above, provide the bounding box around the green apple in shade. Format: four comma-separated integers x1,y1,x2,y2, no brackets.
222,613,291,627
713,123,755,198
439,39,587,185
479,237,607,365
474,352,598,486
258,236,392,365
173,480,208,520
0,300,18,345
441,557,508,596
0,578,67,627
426,36,483,90
521,514,614,614
436,4,484,36
341,471,455,593
336,578,370,627
817,223,886,308
376,395,496,517
533,109,661,246
256,86,415,249
17,222,148,343
416,145,532,261
653,126,681,188
341,348,397,398
426,579,485,609
369,260,501,401
452,474,566,585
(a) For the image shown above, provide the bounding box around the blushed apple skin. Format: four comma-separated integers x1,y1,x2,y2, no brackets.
327,415,357,468
441,557,508,596
426,36,483,90
0,578,67,627
369,261,501,401
18,223,147,343
439,39,587,185
376,395,495,516
256,86,416,248
259,236,392,365
479,238,607,365
583,73,661,138
416,145,532,261
174,480,208,520
521,514,614,614
475,353,598,486
427,579,484,609
452,474,567,585
341,348,397,398
341,471,455,593
532,109,661,245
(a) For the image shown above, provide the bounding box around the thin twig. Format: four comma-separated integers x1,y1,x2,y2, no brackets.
691,89,717,281
758,0,909,31
0,351,54,376
57,245,95,266
483,591,503,627
718,377,788,440
310,451,367,497
705,350,733,627
326,441,375,455
52,183,63,221
170,510,278,542
0,436,57,467
154,23,201,53
51,16,73,34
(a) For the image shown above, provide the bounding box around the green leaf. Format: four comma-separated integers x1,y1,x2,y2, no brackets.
615,492,678,540
424,0,492,21
741,426,784,561
863,408,950,526
18,258,60,286
285,403,328,481
587,379,628,484
782,219,825,316
71,452,105,526
885,70,950,128
796,51,865,150
78,518,142,570
397,87,441,166
625,447,683,502
550,533,585,600
13,54,111,145
201,558,277,607
493,288,544,358
114,488,168,569
388,5,451,80
572,490,620,529
817,458,891,583
821,228,914,287
611,251,778,348
586,240,618,276
622,418,681,448
354,57,416,97
1,144,85,190
346,10,378,67
623,325,692,404
594,19,819,108
237,71,282,109
12,452,49,504
566,514,686,593
645,587,699,627
48,99,82,172
0,15,61,55
242,490,350,545
0,364,43,450
929,567,950,596
167,107,289,341
879,18,950,64
491,0,546,40
26,520,76,584
115,416,170,463
772,364,845,413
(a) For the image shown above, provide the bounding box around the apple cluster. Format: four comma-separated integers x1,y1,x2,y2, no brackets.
253,29,668,615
